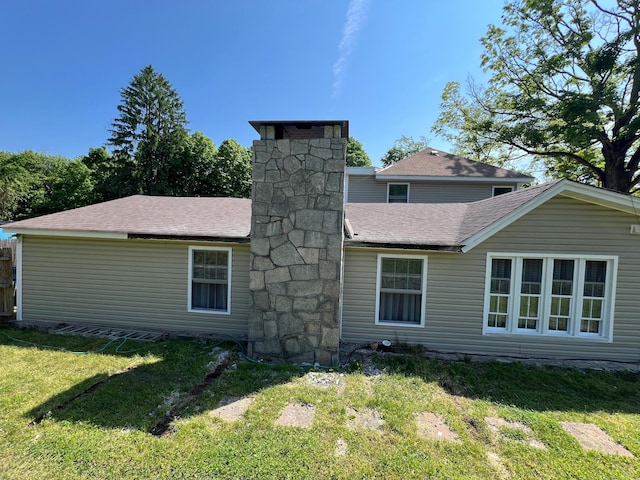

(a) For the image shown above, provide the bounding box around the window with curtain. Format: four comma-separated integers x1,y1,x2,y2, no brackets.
484,254,616,340
377,255,426,325
189,247,231,313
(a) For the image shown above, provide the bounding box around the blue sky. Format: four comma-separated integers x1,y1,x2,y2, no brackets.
0,0,507,169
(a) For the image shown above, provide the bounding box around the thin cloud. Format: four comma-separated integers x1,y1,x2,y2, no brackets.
332,0,369,97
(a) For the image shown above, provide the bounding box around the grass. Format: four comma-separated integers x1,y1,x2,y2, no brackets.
0,325,639,479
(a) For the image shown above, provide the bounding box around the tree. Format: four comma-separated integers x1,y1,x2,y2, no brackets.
380,135,429,167
432,0,640,193
108,65,189,195
0,151,93,220
346,137,372,166
211,139,252,198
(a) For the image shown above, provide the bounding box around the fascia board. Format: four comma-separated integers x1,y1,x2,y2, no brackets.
374,175,533,183
4,229,128,239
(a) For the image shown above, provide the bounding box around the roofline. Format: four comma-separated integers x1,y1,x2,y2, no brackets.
460,180,640,252
4,229,128,239
127,234,250,243
343,240,461,252
345,166,380,175
374,175,534,183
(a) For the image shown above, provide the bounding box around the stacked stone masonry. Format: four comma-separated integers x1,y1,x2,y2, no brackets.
248,135,346,366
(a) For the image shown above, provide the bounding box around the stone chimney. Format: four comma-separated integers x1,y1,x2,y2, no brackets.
247,120,348,366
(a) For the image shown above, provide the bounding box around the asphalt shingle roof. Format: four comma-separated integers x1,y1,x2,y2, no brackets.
377,147,533,179
5,182,563,249
4,195,252,239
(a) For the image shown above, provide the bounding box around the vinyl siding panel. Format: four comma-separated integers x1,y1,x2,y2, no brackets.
409,182,518,203
346,175,387,202
346,176,519,203
20,236,250,336
342,196,640,362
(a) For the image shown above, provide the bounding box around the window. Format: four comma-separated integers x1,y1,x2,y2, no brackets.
484,254,617,340
387,183,409,203
492,186,514,196
376,254,427,326
188,246,232,314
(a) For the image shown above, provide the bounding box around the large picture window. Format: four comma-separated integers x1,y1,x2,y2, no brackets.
484,254,617,340
376,254,427,326
188,247,232,314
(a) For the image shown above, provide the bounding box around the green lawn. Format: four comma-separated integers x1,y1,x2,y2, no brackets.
1,325,639,479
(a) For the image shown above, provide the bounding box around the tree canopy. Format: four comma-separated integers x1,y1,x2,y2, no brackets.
0,151,93,220
380,135,429,167
432,0,640,193
108,65,190,195
346,137,372,167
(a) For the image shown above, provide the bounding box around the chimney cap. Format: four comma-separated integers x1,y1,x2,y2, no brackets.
249,120,349,140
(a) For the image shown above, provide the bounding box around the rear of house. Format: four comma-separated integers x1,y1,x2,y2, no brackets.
5,120,640,365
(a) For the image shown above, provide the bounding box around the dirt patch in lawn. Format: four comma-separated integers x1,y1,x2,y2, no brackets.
335,438,348,457
415,412,459,441
149,351,231,436
274,402,316,428
561,421,634,457
486,451,510,479
304,372,345,391
346,406,384,432
209,396,254,422
485,416,546,449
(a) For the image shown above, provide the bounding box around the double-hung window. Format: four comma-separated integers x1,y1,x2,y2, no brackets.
188,246,232,314
376,254,427,326
387,183,409,203
484,254,617,340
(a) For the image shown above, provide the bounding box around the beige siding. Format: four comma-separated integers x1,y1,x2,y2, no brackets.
20,236,250,336
342,196,640,362
347,175,387,202
347,176,519,203
409,182,518,203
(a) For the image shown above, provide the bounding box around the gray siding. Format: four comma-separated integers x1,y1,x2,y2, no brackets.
346,175,387,202
342,196,640,362
346,175,519,203
20,236,250,336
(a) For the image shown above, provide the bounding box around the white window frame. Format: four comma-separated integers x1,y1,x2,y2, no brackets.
492,185,514,196
375,253,428,327
483,253,618,341
387,183,410,203
188,246,232,315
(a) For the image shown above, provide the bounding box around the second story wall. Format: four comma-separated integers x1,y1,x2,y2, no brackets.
346,174,520,203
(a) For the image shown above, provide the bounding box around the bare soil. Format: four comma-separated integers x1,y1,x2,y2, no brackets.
561,421,634,457
209,396,254,422
274,402,316,428
415,412,459,441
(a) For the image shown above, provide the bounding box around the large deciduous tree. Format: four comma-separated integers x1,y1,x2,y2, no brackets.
211,139,252,198
346,137,372,166
108,65,189,195
432,0,640,193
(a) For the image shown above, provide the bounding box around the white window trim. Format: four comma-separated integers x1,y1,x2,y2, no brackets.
375,253,428,328
188,246,232,315
492,185,514,196
483,253,618,342
387,183,410,203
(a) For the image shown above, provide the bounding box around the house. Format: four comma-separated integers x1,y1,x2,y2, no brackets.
345,148,532,204
4,120,640,366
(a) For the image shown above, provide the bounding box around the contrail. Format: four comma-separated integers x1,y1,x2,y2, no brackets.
332,0,369,97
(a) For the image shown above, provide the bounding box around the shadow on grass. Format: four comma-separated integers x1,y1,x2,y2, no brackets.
20,334,303,433
377,353,640,415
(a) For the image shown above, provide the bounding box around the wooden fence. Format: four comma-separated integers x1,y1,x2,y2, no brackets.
0,239,16,321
